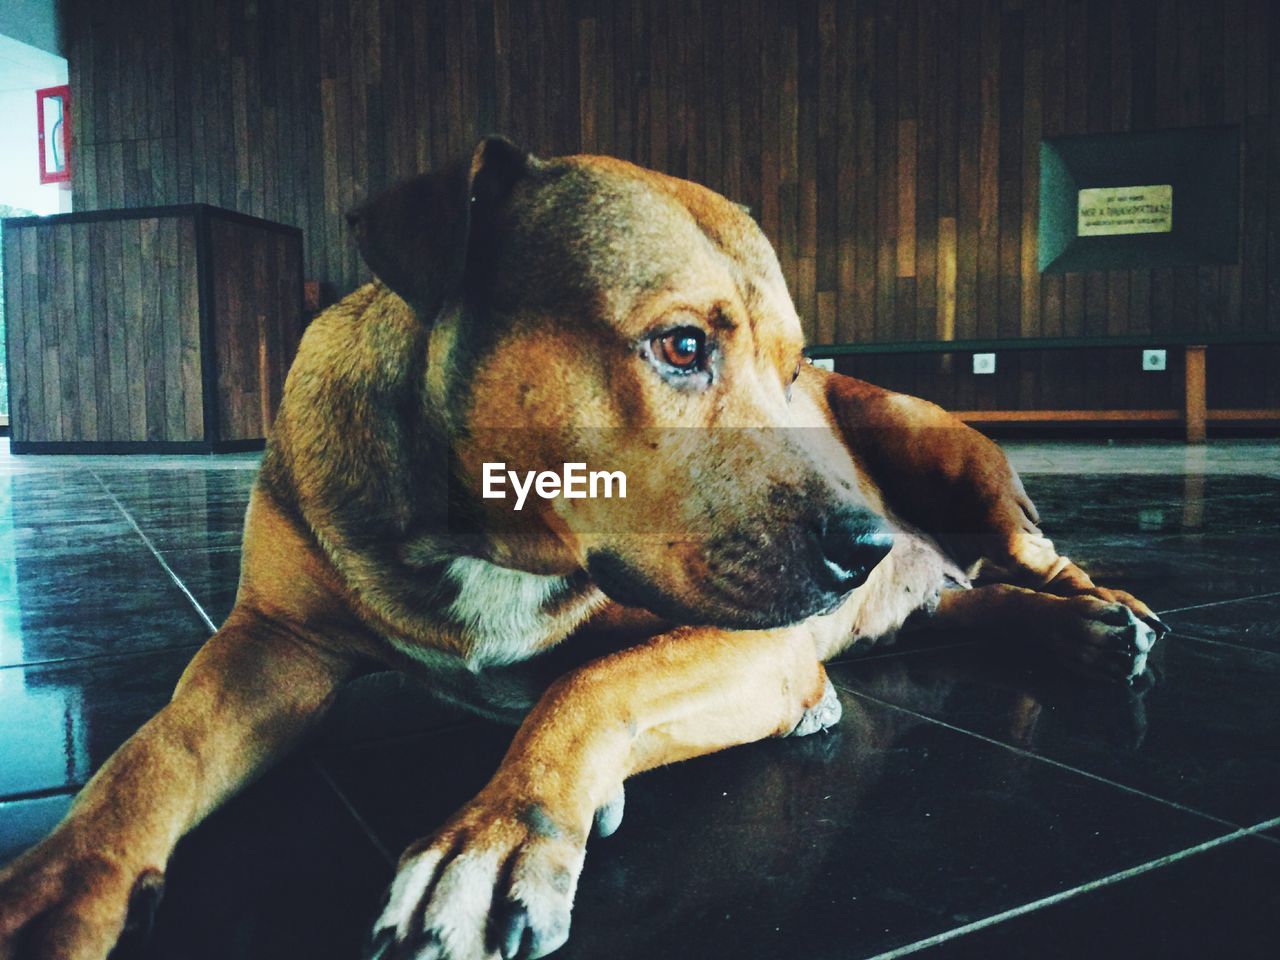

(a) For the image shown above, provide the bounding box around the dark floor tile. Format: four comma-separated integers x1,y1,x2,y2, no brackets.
113,490,253,510
0,494,122,523
321,686,1224,960
0,470,117,513
1143,527,1280,568
0,475,144,580
1162,595,1280,653
830,635,1280,828
0,647,198,799
118,509,248,552
0,793,73,864
1047,538,1280,614
95,468,257,499
315,720,510,852
0,548,210,667
106,482,253,510
0,514,144,561
1024,476,1280,612
1027,508,1280,616
0,760,396,960
1024,474,1280,534
915,836,1280,960
313,670,476,749
134,759,389,960
98,469,253,551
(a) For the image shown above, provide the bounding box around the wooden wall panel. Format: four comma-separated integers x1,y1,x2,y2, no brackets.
64,0,1280,412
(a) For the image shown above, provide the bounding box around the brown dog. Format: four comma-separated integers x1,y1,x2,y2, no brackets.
0,137,1165,960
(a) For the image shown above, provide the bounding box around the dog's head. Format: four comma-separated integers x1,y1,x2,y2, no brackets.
347,137,892,629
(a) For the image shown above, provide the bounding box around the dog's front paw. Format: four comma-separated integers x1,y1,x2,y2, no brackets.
0,828,161,960
1082,585,1170,642
368,793,591,960
1051,596,1160,683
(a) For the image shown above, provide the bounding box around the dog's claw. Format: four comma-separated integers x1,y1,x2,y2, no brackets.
493,902,530,959
364,926,396,960
400,929,446,960
592,787,625,839
786,675,842,737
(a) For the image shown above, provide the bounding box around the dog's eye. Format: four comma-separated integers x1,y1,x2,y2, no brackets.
652,328,706,373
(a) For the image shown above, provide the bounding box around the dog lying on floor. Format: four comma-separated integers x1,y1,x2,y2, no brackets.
0,137,1165,960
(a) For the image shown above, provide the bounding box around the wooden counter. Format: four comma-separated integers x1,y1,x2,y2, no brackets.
2,205,303,453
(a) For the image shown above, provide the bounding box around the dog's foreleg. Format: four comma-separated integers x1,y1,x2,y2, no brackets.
822,372,1167,637
0,608,356,960
367,624,831,960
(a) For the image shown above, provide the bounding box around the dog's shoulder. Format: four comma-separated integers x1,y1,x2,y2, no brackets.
262,282,430,528
255,284,452,632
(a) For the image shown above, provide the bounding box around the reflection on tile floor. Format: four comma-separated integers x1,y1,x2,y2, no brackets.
830,637,1280,827
0,438,1277,958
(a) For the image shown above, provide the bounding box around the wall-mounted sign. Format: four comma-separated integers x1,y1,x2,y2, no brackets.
1077,184,1172,236
36,84,72,186
1039,127,1238,273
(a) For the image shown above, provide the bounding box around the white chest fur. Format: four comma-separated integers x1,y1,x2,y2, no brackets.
441,556,589,667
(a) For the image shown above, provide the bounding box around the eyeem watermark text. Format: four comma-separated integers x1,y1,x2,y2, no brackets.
482,462,627,511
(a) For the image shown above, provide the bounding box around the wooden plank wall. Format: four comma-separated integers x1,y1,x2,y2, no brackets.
208,218,305,441
2,217,205,443
64,0,1280,412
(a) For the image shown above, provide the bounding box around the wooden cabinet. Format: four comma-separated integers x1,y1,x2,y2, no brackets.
2,205,303,452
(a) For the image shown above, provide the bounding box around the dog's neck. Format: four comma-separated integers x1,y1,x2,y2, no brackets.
262,284,607,668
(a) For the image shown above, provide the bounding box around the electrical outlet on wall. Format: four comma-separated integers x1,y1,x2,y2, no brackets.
811,357,835,372
1142,349,1167,372
972,352,996,375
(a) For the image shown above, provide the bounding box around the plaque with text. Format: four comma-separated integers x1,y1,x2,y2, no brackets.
1077,184,1173,236
1039,127,1238,273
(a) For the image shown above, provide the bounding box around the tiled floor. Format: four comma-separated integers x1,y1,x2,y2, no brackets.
1,438,1278,958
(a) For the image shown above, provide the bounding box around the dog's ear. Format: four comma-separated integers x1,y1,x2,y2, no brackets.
346,135,530,319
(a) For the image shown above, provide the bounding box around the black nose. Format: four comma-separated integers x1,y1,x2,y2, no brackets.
817,511,894,590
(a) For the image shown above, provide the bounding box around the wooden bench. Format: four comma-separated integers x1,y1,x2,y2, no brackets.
806,333,1280,443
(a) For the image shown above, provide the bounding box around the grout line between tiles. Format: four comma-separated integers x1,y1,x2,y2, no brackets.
1162,632,1280,659
0,641,204,673
839,686,1240,829
861,829,1251,960
1246,816,1280,848
310,758,397,867
0,784,81,806
1158,590,1280,616
91,471,218,634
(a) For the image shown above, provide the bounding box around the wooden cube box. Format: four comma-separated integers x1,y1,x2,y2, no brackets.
2,205,303,453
